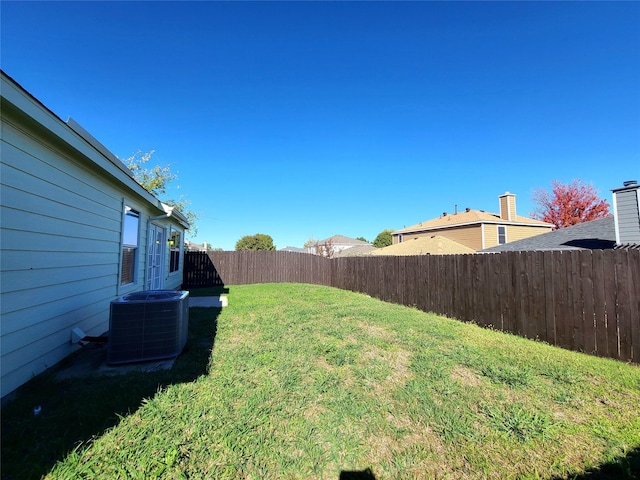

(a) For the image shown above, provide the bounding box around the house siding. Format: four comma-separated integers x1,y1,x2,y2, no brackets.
1,74,187,398
396,223,551,251
1,119,126,396
613,188,640,244
484,225,498,248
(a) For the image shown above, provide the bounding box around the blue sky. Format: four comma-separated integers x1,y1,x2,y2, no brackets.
2,1,638,250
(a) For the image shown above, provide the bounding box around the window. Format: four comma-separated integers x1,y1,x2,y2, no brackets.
121,207,140,285
398,234,403,243
169,229,181,273
498,225,507,245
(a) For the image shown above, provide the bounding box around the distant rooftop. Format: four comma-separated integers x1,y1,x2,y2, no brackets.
480,217,615,252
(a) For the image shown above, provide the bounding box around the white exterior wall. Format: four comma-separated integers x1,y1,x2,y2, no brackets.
1,73,187,398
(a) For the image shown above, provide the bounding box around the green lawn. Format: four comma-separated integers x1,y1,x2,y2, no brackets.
2,283,640,479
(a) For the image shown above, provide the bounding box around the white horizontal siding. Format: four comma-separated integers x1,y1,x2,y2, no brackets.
1,250,116,271
2,296,110,360
3,342,78,398
1,154,121,224
1,114,129,398
0,265,118,310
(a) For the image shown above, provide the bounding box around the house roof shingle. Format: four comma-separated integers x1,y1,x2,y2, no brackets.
370,235,475,256
318,235,371,246
333,245,377,257
480,217,616,252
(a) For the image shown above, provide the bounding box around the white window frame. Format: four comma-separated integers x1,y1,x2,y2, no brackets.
120,205,141,287
169,227,183,274
497,225,507,245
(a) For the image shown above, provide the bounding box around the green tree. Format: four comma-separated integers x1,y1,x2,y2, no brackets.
303,238,318,249
356,237,368,243
124,150,199,237
373,229,394,248
235,234,276,251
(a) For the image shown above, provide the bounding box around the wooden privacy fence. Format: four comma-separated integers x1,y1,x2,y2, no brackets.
183,250,640,363
183,250,331,288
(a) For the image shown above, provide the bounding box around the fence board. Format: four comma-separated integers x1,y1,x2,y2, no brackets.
603,252,619,358
513,251,526,338
592,250,608,358
542,251,556,346
485,253,501,330
570,252,585,354
630,251,640,363
615,250,632,361
553,252,571,352
527,252,544,341
580,251,596,356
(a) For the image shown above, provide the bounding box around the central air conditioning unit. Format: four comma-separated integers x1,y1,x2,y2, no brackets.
108,290,189,365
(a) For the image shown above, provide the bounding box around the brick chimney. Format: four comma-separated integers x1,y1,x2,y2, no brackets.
499,192,516,221
612,180,640,245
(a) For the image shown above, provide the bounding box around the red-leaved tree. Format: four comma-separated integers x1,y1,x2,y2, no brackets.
531,179,611,229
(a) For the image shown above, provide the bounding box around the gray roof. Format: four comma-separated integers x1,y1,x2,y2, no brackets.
318,235,371,246
280,246,307,253
480,217,616,253
333,245,377,258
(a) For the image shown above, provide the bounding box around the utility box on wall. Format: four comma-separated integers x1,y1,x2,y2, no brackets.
108,290,189,364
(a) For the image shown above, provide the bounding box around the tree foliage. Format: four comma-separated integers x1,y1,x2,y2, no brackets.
235,234,276,251
302,237,336,257
373,229,394,248
124,150,198,237
315,238,336,258
531,179,610,230
303,238,318,249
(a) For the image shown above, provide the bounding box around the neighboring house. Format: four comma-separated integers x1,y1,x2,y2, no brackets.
480,180,640,252
280,246,307,253
392,192,553,251
371,235,475,256
1,71,190,398
479,217,615,252
307,235,372,257
184,239,209,252
333,244,377,257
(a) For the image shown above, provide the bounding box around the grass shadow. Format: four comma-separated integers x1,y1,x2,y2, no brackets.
339,468,377,479
557,446,640,479
0,306,220,480
187,286,230,297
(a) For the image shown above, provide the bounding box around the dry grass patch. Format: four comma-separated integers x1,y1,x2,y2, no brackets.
451,365,483,387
